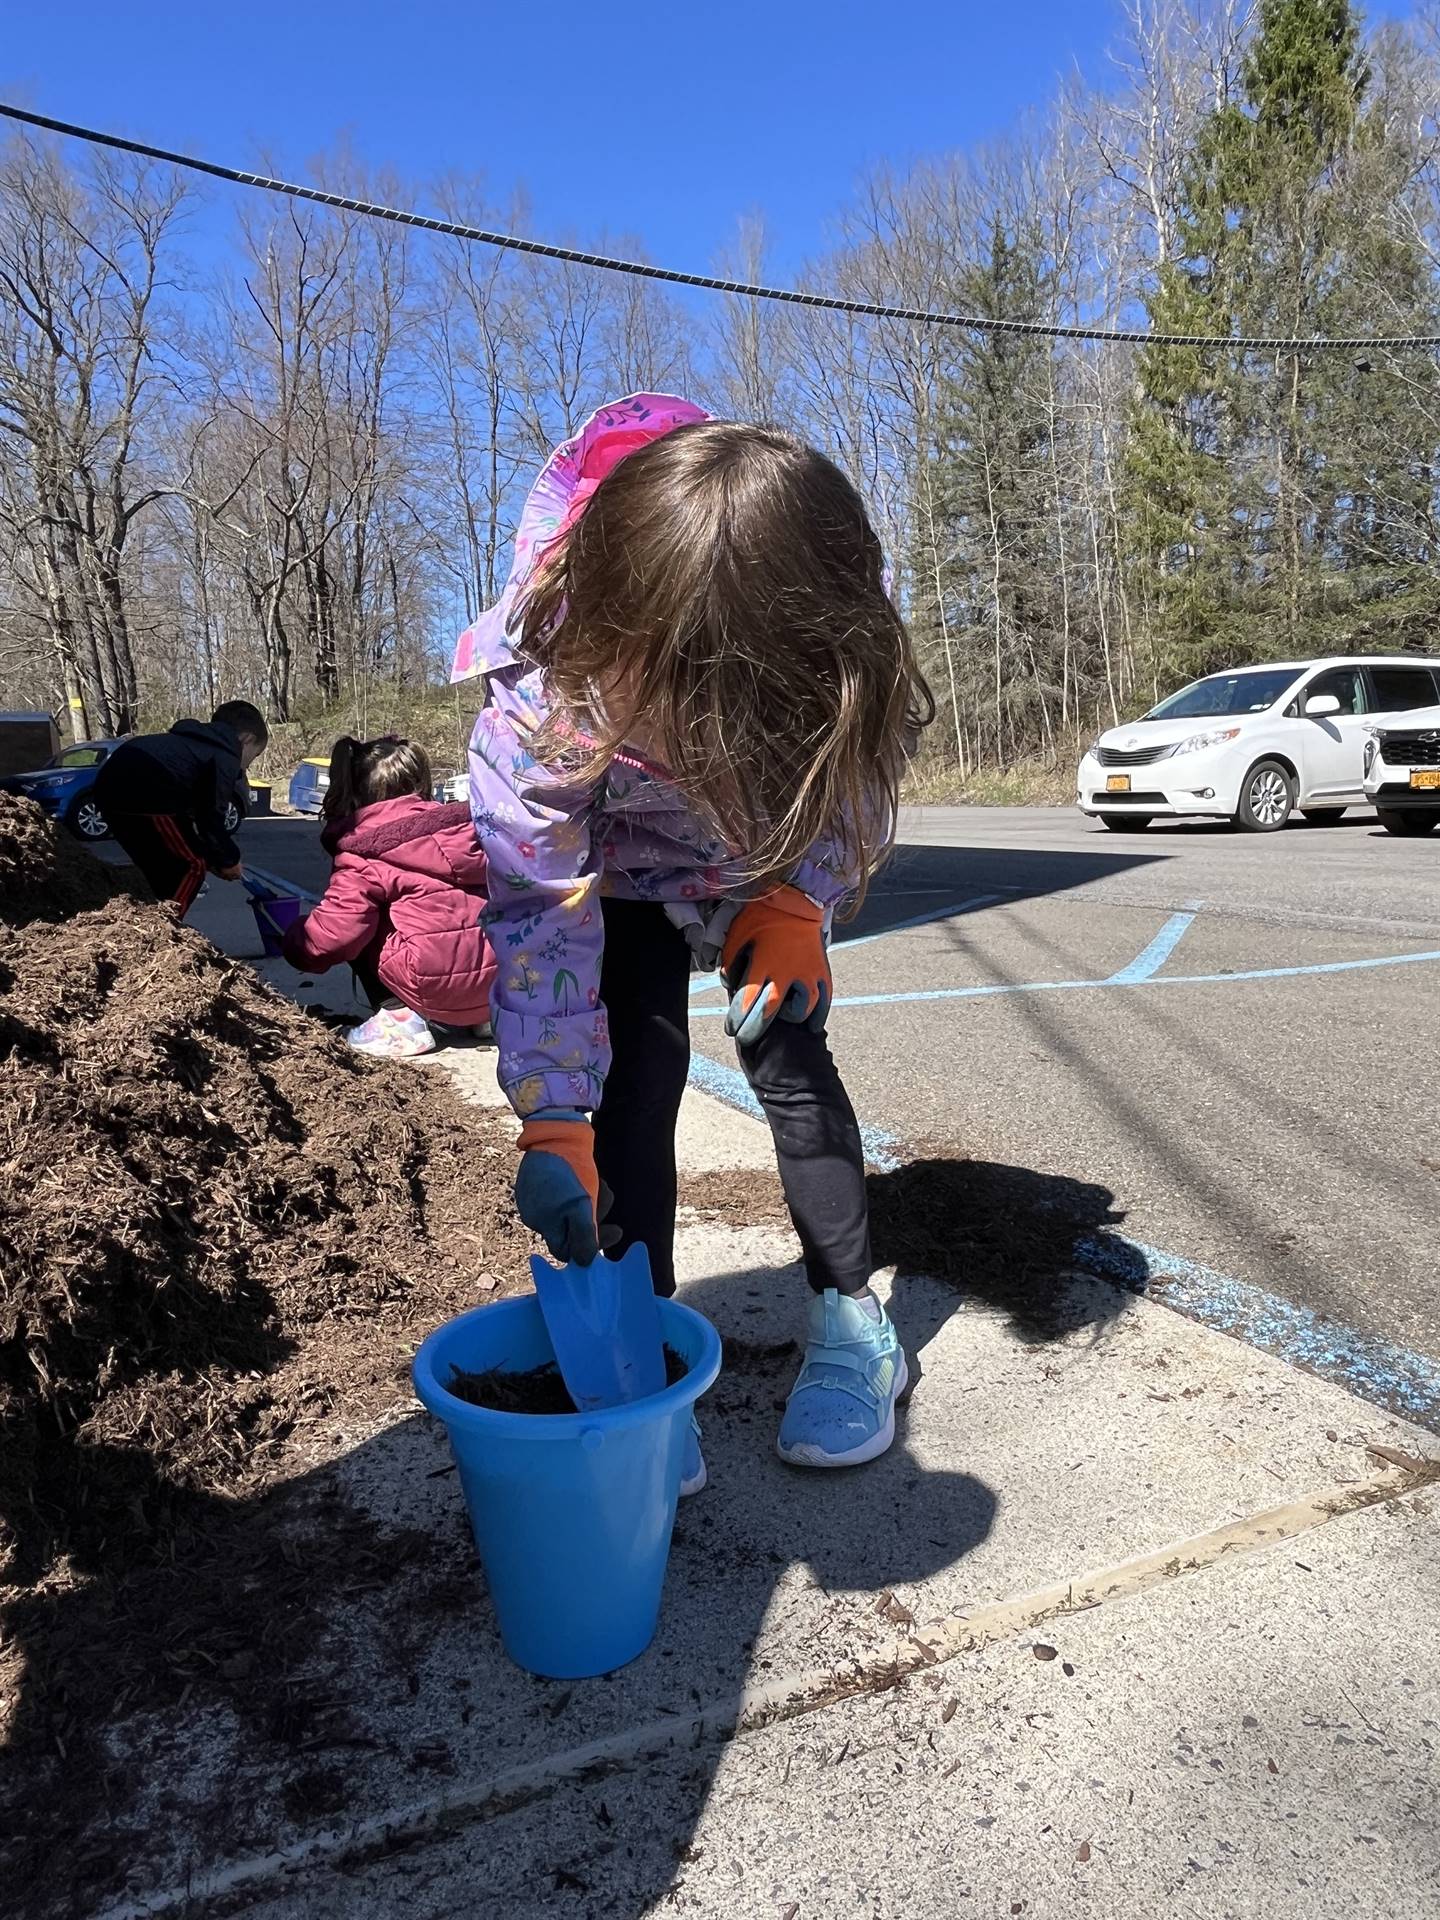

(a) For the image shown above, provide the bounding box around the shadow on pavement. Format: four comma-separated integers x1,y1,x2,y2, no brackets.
868,1155,1139,1345
1,1245,1013,1918
843,841,1163,944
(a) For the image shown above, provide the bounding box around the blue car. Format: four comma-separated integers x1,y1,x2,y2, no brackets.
0,739,250,841
1,739,123,840
287,756,331,814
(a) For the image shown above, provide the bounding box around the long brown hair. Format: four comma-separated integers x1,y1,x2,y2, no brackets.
516,422,932,904
322,735,434,826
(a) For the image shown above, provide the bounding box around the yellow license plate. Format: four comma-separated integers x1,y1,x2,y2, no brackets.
1106,774,1131,793
1410,769,1440,789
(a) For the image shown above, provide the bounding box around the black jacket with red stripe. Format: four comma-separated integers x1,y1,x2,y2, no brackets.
93,719,244,870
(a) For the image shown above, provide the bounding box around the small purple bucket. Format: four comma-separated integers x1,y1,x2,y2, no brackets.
251,893,304,957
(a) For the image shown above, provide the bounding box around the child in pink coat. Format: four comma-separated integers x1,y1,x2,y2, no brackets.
282,735,496,1057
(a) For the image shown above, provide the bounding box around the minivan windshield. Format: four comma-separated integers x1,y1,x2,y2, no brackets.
1142,668,1304,721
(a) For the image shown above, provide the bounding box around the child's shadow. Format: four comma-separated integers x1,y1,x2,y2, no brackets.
495,1259,1006,1920
8,1204,1143,1916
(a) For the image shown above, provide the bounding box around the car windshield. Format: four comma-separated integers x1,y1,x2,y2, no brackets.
1143,669,1303,720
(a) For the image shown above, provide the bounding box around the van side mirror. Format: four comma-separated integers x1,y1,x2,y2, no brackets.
1304,693,1342,717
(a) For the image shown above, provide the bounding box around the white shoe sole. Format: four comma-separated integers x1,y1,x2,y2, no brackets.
679,1458,707,1497
775,1351,910,1469
347,1033,437,1057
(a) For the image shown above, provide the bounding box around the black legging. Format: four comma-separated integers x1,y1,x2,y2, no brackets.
593,899,873,1299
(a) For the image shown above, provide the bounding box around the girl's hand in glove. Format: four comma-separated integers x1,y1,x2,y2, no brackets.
721,887,831,1046
515,1109,620,1265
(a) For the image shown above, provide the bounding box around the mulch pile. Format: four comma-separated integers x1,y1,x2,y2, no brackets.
0,793,533,1905
0,791,530,1581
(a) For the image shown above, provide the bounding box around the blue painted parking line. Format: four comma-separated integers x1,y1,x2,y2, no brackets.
1104,910,1196,983
684,1056,1440,1425
688,893,1000,999
1075,1233,1440,1428
831,894,1003,953
687,943,1440,1016
685,1053,901,1172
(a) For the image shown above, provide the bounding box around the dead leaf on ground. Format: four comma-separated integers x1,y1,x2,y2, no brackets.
942,1698,959,1723
779,1904,800,1920
1267,1759,1279,1775
1367,1443,1431,1473
877,1589,915,1628
1076,1841,1092,1863
1032,1643,1059,1662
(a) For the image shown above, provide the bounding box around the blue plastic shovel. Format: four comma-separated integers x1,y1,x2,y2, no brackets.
529,1242,667,1412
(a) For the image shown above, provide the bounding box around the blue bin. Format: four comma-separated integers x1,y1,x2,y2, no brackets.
412,1294,722,1678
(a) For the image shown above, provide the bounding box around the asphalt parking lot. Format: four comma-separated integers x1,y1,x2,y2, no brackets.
237,803,1440,1393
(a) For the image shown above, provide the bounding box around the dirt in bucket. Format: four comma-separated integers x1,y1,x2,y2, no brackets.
0,793,535,1912
450,1345,690,1414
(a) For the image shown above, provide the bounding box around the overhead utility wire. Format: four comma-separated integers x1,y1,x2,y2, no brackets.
4,100,1439,355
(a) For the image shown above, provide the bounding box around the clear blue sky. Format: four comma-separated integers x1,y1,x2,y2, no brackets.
1,0,1420,274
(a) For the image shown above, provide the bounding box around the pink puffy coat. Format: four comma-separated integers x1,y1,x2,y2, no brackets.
282,795,496,1026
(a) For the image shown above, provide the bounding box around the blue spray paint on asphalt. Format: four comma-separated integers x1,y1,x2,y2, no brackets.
689,943,1440,1016
1074,1233,1440,1428
262,818,1431,1428
1105,911,1196,983
830,895,1003,953
684,1052,901,1172
686,892,997,999
683,910,1440,1425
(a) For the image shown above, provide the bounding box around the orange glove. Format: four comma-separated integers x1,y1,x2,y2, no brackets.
721,886,831,1045
516,1111,612,1264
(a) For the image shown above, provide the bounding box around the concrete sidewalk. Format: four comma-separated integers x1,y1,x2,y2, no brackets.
109,885,1440,1919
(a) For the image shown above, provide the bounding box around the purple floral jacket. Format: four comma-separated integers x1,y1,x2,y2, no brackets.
459,394,852,1117
467,622,851,1115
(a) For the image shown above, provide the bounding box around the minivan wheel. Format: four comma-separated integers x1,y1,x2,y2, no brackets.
1376,808,1439,837
1236,760,1295,832
1099,813,1153,832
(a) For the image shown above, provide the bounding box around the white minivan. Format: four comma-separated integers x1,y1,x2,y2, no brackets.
1077,656,1440,832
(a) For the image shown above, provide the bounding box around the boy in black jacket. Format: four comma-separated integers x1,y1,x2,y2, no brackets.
94,701,269,917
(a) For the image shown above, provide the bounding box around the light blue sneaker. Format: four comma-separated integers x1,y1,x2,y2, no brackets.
777,1289,908,1468
679,1417,706,1497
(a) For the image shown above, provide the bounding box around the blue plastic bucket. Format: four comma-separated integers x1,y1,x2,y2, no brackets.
412,1294,722,1678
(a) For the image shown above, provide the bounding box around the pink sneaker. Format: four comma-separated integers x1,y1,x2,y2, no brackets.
345,1006,436,1058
